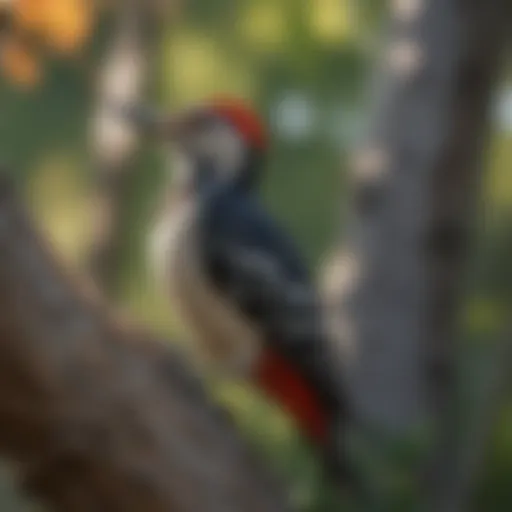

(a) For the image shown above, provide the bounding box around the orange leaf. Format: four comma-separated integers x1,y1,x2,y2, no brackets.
13,0,50,34
0,37,40,87
43,0,94,54
13,0,95,54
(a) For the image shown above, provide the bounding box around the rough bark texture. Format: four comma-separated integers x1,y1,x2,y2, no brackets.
326,0,511,433
88,0,169,292
0,175,289,512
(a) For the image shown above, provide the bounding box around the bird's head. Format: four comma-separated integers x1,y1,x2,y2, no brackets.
118,97,268,194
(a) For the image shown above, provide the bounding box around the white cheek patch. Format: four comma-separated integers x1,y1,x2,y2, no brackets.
215,125,245,173
195,123,245,176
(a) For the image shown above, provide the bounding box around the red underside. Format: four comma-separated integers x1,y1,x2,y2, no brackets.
254,348,328,445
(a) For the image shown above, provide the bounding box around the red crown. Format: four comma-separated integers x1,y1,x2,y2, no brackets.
207,96,267,151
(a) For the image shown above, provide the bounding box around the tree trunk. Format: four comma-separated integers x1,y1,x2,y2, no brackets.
325,0,511,433
0,174,289,512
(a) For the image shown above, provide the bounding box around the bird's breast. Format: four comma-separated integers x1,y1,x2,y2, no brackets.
148,199,262,377
149,198,195,289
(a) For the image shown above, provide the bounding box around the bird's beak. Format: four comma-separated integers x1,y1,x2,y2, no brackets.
112,103,184,141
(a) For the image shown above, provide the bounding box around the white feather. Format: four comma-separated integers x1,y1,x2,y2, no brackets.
148,196,262,377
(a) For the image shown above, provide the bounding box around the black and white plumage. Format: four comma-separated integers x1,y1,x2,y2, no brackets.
201,185,344,407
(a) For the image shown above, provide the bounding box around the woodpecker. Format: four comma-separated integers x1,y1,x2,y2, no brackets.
119,97,350,480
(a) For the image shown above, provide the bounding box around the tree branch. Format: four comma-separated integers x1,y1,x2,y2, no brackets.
0,174,290,512
88,0,171,292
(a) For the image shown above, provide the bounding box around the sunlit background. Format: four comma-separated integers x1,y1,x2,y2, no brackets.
0,0,510,510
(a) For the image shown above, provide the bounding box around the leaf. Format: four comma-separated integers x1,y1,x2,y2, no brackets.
0,37,40,87
43,0,94,54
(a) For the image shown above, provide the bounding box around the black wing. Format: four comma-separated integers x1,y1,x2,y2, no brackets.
199,188,345,414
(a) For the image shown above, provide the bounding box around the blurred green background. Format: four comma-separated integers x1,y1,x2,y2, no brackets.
0,0,511,510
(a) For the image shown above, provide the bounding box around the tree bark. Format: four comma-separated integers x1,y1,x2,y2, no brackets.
0,174,289,512
325,0,511,433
